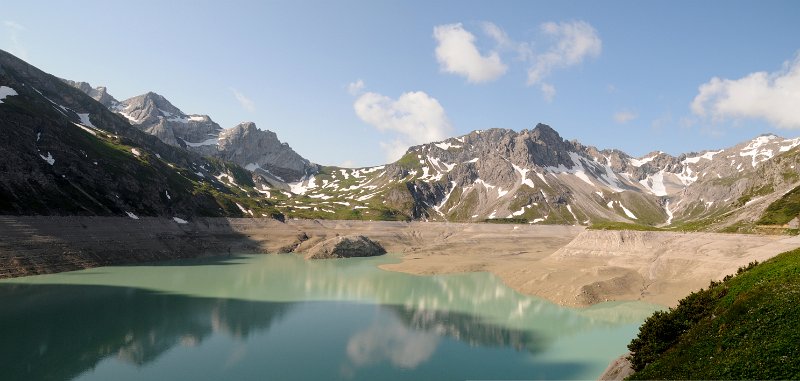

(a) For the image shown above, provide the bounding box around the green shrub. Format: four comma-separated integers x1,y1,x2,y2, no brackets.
627,249,800,380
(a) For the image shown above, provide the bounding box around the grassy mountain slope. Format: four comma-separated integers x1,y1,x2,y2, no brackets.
626,248,800,379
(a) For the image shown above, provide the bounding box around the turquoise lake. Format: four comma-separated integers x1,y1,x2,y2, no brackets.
0,254,661,380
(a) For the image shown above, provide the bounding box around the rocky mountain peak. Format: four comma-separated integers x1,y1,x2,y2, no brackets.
61,79,118,107
530,123,561,142
216,122,316,183
67,81,317,184
230,121,259,134
123,92,182,118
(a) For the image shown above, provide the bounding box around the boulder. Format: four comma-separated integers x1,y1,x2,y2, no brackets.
305,235,386,259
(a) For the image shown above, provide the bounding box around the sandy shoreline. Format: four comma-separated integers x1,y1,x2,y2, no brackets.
2,216,799,307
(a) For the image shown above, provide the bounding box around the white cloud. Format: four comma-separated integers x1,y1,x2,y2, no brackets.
527,20,602,86
482,22,511,48
614,110,637,124
347,79,365,96
354,90,453,161
230,88,255,112
379,140,413,163
346,318,438,369
339,159,356,168
3,20,28,60
433,23,507,83
541,83,556,102
481,22,533,61
691,54,800,129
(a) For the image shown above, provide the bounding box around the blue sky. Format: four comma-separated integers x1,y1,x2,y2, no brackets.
3,0,800,167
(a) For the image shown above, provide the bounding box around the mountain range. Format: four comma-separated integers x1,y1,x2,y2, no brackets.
3,48,800,232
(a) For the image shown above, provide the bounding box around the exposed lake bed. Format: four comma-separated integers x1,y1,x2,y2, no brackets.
3,217,798,307
3,217,799,379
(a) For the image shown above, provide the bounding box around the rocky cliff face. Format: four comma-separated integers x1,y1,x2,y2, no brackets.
60,79,118,107
215,122,317,183
66,82,316,183
112,92,222,147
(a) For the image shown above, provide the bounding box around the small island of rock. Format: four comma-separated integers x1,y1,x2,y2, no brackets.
305,235,387,259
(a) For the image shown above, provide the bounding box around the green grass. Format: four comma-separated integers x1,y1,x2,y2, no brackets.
757,184,800,225
667,206,737,232
588,221,663,231
446,187,479,221
736,184,775,207
627,248,800,380
395,152,423,170
483,218,528,224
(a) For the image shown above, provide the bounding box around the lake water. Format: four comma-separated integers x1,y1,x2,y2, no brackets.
0,254,660,380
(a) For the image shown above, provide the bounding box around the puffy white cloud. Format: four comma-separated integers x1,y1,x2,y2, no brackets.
527,20,602,85
540,83,556,102
433,23,507,83
431,20,600,98
691,54,800,129
230,88,255,112
347,79,365,96
354,90,453,161
614,110,637,124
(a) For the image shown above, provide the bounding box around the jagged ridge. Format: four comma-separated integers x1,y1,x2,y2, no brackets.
7,48,800,231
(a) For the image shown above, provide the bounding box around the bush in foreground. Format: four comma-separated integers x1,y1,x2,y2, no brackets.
627,250,800,379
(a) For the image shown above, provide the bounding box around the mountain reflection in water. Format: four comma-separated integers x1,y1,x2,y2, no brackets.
0,254,659,380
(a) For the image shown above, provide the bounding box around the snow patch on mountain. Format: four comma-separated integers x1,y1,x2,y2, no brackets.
512,164,536,188
434,141,462,150
76,113,95,128
73,123,97,136
182,137,219,147
547,153,595,186
779,138,800,152
289,175,317,195
236,203,254,216
629,153,659,167
620,203,637,219
664,201,674,225
39,152,55,165
739,136,778,167
639,170,667,196
0,86,18,103
566,204,578,222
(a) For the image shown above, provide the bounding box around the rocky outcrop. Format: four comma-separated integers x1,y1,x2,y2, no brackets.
61,79,119,107
597,353,634,380
305,235,386,259
215,122,317,183
114,92,223,147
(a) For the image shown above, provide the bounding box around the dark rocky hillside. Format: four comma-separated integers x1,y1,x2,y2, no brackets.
0,49,280,219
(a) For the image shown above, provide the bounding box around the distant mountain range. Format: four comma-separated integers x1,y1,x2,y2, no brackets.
62,80,316,184
3,48,800,232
